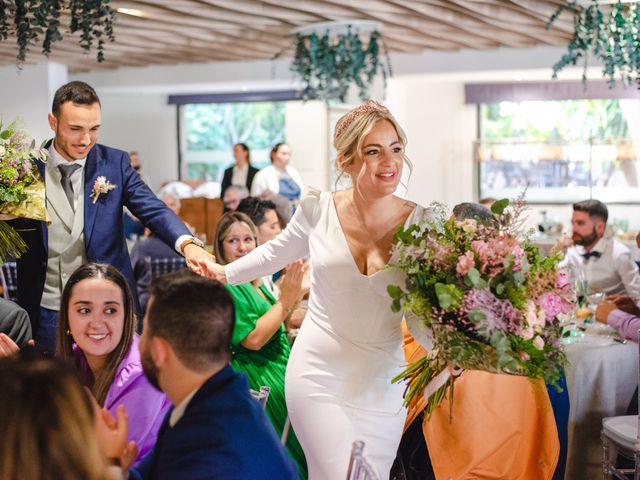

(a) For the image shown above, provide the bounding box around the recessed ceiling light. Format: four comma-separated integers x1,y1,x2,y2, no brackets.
117,8,146,17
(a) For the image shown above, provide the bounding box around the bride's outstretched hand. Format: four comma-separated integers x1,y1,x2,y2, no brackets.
197,255,227,283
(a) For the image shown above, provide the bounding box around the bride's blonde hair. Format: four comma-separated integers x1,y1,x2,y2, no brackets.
333,100,411,188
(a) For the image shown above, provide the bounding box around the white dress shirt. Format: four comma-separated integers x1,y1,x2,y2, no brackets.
49,142,86,211
230,164,249,187
562,236,640,305
169,385,200,427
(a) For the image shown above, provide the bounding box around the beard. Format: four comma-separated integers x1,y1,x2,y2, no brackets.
141,342,162,392
573,227,598,247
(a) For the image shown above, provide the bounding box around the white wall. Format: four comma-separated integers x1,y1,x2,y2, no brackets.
96,92,176,191
386,76,477,208
0,62,67,142
285,101,327,191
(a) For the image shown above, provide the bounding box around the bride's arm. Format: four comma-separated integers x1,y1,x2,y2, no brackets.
225,192,317,285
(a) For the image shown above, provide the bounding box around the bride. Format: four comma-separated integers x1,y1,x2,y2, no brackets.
205,100,428,479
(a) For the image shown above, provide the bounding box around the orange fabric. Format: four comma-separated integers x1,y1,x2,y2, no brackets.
402,322,559,480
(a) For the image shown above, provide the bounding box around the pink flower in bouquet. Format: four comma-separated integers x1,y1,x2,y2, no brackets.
471,239,489,264
519,350,531,361
556,271,570,291
464,288,520,335
456,251,475,276
511,245,525,271
538,291,572,319
519,326,535,340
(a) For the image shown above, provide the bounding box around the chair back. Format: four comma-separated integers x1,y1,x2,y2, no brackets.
346,440,379,480
250,385,270,409
145,257,186,279
1,261,18,302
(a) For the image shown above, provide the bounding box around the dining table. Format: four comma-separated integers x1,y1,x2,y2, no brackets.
563,323,638,480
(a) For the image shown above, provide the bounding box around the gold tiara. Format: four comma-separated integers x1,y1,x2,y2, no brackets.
333,99,390,142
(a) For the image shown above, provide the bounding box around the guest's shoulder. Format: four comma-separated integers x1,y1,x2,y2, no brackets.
0,298,27,317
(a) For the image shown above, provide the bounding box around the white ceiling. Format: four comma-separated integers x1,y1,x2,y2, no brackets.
0,0,576,73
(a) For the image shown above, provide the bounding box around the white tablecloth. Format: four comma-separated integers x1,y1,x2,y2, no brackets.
563,325,638,480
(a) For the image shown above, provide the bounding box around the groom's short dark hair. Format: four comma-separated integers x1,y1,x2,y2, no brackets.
52,81,101,117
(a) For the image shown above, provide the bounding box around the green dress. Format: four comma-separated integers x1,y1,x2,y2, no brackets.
226,282,307,479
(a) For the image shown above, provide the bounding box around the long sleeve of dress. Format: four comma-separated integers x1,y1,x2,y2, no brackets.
225,189,318,285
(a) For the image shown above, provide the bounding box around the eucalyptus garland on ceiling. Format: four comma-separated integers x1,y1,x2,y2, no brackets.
0,0,115,65
290,26,392,102
547,0,640,87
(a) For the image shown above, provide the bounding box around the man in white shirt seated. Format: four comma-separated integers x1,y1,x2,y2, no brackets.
561,199,640,306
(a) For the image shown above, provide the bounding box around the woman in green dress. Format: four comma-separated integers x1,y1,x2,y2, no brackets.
214,211,307,479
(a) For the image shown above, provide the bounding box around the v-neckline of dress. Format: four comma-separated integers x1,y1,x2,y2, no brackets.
329,193,417,279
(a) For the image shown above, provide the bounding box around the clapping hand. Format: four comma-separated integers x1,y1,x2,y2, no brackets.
89,393,137,471
280,260,305,308
0,333,34,357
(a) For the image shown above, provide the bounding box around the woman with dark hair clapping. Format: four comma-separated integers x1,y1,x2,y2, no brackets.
57,262,170,464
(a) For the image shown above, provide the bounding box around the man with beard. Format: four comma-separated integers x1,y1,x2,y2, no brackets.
561,199,640,305
129,270,297,480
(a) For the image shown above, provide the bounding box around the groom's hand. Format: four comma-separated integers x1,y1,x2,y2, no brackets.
184,244,226,283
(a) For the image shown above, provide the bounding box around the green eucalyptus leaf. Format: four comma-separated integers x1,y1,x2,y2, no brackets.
387,284,404,300
490,198,509,215
466,268,487,289
435,282,463,310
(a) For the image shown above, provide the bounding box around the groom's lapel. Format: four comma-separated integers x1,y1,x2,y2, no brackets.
83,147,103,246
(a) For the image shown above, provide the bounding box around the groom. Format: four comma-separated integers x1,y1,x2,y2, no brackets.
10,81,213,354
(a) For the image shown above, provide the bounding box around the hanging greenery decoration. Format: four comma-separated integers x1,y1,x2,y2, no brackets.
289,22,392,102
547,0,640,87
0,0,116,65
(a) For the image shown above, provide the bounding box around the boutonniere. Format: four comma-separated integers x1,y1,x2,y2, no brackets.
90,176,117,204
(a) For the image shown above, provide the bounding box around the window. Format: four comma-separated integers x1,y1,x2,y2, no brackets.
182,101,286,182
476,99,638,203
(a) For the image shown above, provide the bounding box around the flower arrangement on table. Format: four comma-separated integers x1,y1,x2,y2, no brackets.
0,119,48,261
388,198,573,415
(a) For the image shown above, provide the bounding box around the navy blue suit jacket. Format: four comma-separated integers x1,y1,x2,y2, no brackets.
10,142,191,324
130,365,299,480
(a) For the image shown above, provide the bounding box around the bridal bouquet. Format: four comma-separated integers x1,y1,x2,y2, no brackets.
0,119,48,261
388,199,571,415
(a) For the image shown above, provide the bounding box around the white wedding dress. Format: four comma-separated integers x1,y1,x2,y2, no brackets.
225,189,427,479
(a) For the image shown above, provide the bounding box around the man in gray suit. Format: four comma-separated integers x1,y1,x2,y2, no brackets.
0,298,32,349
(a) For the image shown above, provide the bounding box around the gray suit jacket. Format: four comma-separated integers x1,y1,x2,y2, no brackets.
0,298,32,348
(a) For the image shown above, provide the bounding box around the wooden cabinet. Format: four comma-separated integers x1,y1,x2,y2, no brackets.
178,197,224,245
